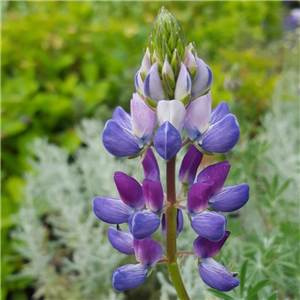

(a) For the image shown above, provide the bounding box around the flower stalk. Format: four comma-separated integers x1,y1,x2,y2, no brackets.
166,157,190,300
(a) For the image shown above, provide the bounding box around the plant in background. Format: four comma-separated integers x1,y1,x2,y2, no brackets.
94,8,249,299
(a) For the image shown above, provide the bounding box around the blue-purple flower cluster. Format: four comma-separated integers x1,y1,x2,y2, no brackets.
93,6,250,295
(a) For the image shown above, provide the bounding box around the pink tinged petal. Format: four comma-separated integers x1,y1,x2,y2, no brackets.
161,209,184,235
175,63,192,101
184,50,197,78
191,211,227,242
142,148,160,181
128,210,160,240
185,93,212,141
191,57,213,99
131,94,156,144
141,53,151,77
187,182,213,214
193,231,230,259
197,161,231,195
107,227,134,255
133,237,163,267
200,114,240,154
112,107,132,130
102,120,142,157
157,100,186,132
209,184,250,212
199,258,239,292
112,263,148,292
93,197,134,224
178,145,203,185
211,102,230,125
144,62,165,101
153,121,182,160
135,70,144,94
142,179,164,212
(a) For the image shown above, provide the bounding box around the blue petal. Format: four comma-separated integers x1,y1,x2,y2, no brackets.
191,211,227,242
112,263,148,291
133,238,163,267
128,210,160,240
112,107,132,130
199,258,239,291
200,114,240,153
93,197,133,224
210,102,230,125
107,227,134,255
209,184,250,212
102,120,143,157
144,62,165,101
153,121,182,160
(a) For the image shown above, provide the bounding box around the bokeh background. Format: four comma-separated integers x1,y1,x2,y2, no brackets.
1,1,299,300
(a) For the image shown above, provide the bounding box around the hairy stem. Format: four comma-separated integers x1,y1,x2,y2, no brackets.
166,157,190,300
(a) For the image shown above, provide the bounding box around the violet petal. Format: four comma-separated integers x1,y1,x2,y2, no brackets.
191,211,227,242
142,148,160,181
107,227,134,255
93,197,133,224
210,102,230,125
209,184,250,212
199,258,239,292
112,263,148,292
142,179,164,212
114,171,144,210
193,231,230,258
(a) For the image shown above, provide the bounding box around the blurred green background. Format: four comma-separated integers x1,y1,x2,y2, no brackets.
1,1,299,300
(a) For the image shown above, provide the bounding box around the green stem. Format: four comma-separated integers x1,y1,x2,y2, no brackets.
166,157,190,300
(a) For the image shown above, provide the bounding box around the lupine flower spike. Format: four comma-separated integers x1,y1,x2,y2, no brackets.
93,7,249,299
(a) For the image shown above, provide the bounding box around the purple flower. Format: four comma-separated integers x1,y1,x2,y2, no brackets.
185,94,240,154
193,232,240,291
142,148,160,182
102,94,156,157
178,145,203,185
112,237,162,291
107,227,134,255
154,100,186,160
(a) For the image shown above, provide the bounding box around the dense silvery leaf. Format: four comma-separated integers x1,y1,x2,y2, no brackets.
210,102,230,125
144,62,165,101
178,145,203,185
142,148,160,181
107,227,134,255
102,120,142,157
142,179,164,212
191,211,227,241
194,231,230,258
112,107,132,130
197,161,231,195
128,210,160,240
135,70,144,94
112,263,148,292
186,182,213,214
174,63,192,101
185,94,211,141
161,209,184,235
114,172,144,210
191,57,213,99
199,258,239,291
93,197,133,224
200,114,240,153
157,100,186,132
131,94,156,144
133,238,163,267
153,121,182,160
209,184,250,212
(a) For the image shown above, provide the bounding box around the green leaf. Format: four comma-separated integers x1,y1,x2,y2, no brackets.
267,292,277,300
207,289,235,300
240,259,248,297
245,279,270,300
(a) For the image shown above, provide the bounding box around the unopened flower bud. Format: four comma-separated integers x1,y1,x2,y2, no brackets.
162,55,175,96
175,63,191,105
185,50,197,80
